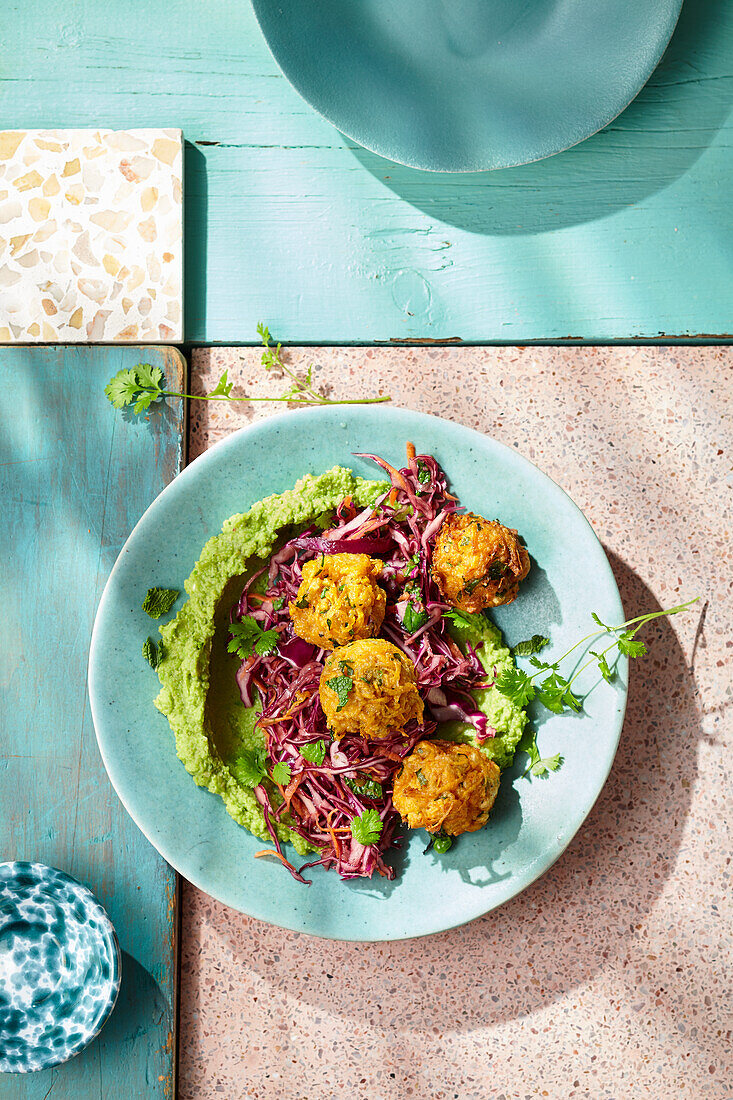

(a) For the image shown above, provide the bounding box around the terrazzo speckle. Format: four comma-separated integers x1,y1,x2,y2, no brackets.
183,346,732,1100
0,129,182,343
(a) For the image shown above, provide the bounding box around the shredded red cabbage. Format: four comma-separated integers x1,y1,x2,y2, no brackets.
230,449,496,883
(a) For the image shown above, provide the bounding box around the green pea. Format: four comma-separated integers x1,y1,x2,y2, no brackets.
432,835,452,854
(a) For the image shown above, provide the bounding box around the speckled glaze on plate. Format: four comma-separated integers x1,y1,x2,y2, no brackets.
250,0,683,171
0,862,120,1073
89,406,626,941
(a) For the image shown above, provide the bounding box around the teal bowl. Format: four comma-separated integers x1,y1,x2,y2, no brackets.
0,863,120,1073
89,407,626,940
251,0,683,171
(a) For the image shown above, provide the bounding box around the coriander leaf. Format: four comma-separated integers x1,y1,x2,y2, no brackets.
135,363,164,391
487,561,508,581
271,761,291,786
443,608,483,630
405,552,421,574
494,667,536,708
142,637,159,669
142,587,179,619
254,628,279,657
512,634,550,658
133,388,158,415
231,744,266,788
350,808,383,846
300,740,326,765
591,612,612,631
271,596,285,611
104,367,140,409
463,576,485,595
591,650,614,683
416,460,431,484
326,674,353,712
536,671,582,714
227,618,279,660
617,632,647,658
207,369,233,399
344,775,383,800
530,752,564,778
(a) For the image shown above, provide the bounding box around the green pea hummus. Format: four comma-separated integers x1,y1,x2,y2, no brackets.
155,465,527,853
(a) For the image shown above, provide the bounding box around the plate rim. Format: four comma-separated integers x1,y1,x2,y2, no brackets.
89,405,627,941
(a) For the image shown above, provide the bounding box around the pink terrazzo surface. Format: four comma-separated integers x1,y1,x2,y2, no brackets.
182,346,732,1100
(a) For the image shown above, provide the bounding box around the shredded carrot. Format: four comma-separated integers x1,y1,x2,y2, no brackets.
246,591,268,603
326,810,342,857
387,487,399,507
253,849,301,875
406,441,416,461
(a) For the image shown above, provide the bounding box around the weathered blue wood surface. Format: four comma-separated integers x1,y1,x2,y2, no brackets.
2,0,732,343
0,347,184,1098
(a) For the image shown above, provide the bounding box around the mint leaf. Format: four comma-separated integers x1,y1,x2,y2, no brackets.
350,808,383,846
402,598,428,634
142,587,179,618
300,740,326,765
326,674,353,712
142,637,159,669
271,761,291,786
511,634,550,658
344,775,383,800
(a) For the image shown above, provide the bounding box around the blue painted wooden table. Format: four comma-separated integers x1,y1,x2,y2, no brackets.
3,0,732,343
0,347,184,1098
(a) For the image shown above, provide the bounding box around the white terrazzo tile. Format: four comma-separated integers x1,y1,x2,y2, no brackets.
0,128,182,343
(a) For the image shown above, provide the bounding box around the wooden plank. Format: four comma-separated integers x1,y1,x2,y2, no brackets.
3,0,732,343
0,347,184,1099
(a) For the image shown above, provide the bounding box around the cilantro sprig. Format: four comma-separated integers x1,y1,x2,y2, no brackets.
496,598,700,716
105,324,390,414
350,808,383,846
271,761,292,786
227,618,279,659
300,740,326,765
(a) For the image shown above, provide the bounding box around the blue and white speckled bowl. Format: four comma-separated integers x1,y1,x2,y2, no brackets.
0,862,121,1074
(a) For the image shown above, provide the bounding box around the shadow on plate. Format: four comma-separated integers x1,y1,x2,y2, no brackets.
231,551,706,1031
349,0,728,235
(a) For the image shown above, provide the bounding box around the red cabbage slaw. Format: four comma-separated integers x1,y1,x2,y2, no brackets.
231,448,496,883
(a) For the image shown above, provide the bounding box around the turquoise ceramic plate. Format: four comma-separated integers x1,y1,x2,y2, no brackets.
89,407,626,941
251,0,682,171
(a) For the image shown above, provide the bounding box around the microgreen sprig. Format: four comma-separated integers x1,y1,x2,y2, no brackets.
497,597,700,716
105,324,391,414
